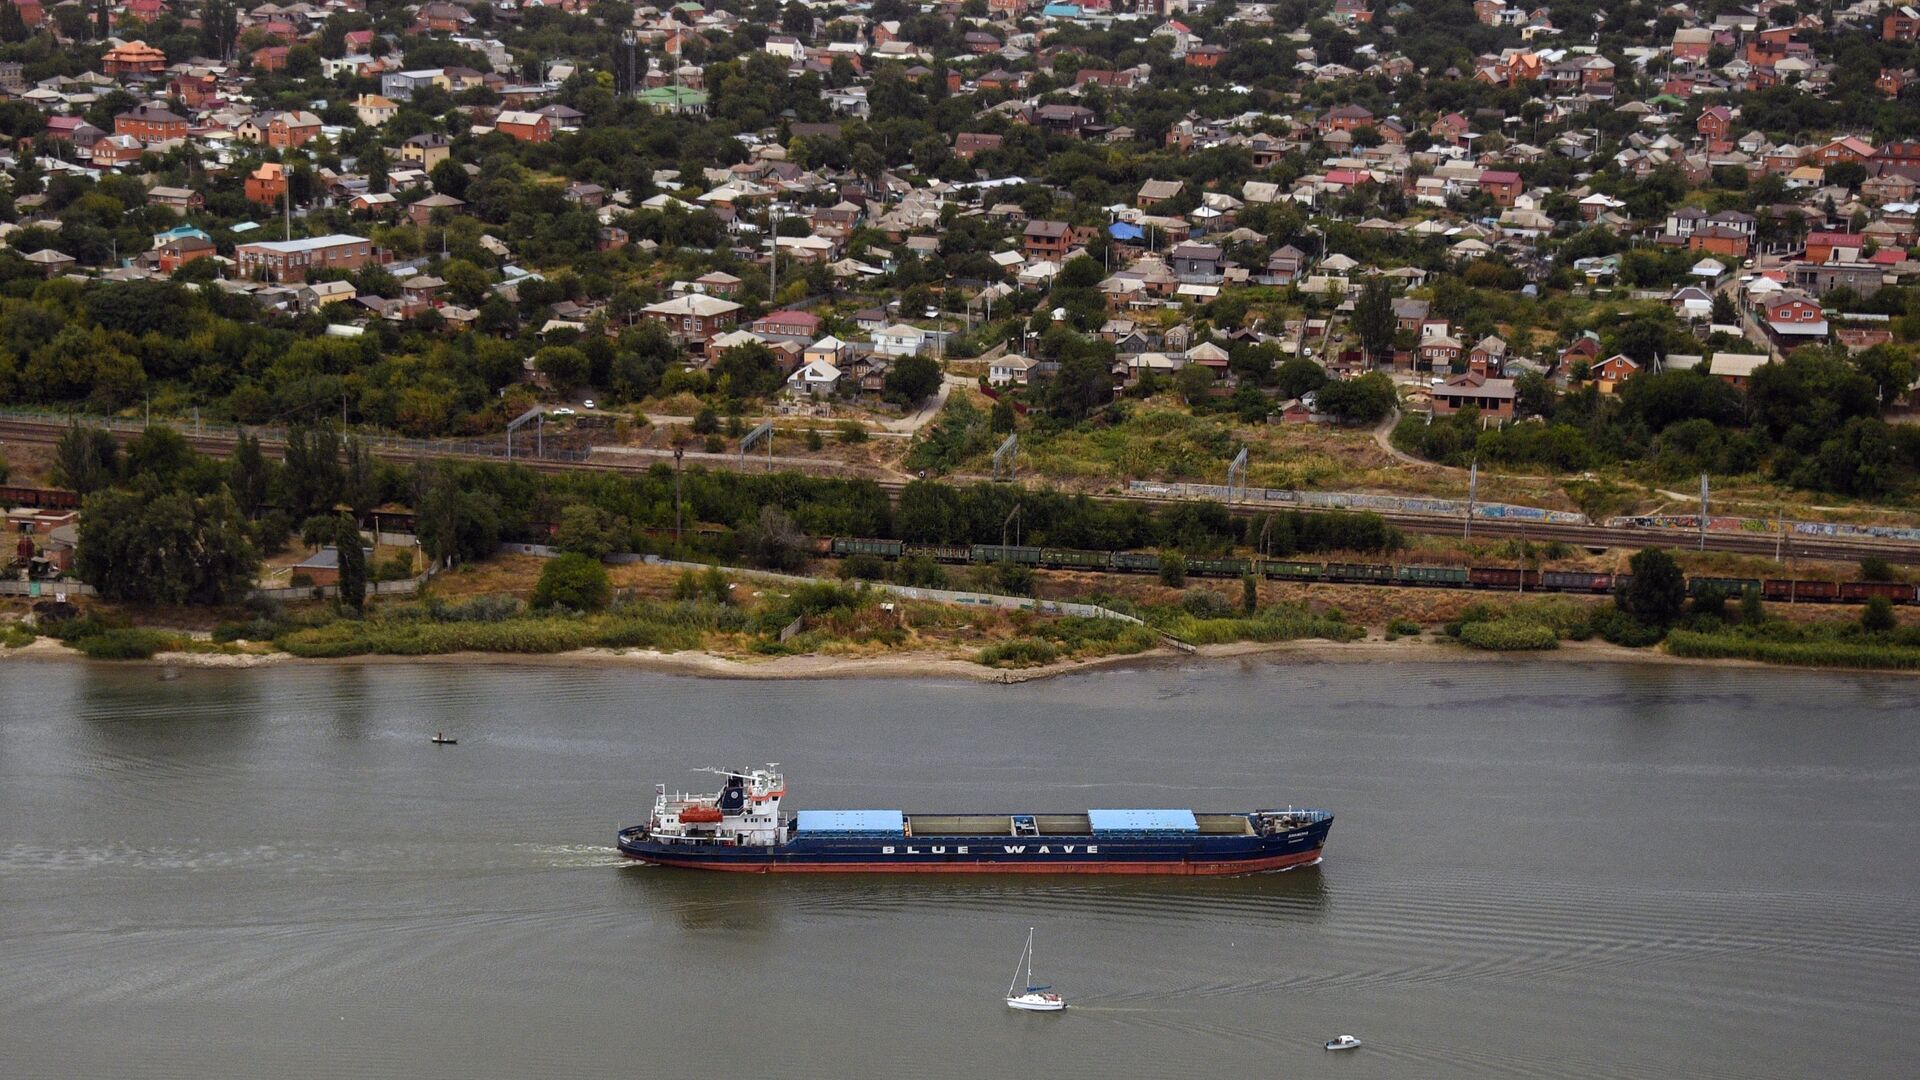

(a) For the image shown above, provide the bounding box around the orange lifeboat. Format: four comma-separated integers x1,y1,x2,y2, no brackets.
679,805,724,824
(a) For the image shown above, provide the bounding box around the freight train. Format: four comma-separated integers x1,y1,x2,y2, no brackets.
828,539,1917,605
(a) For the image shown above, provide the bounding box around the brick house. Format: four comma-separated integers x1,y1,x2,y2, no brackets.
642,294,743,343
244,162,287,205
1886,6,1920,42
1478,170,1524,207
953,132,1002,159
267,111,323,148
1591,354,1640,393
114,105,187,141
1697,105,1733,150
235,235,383,283
100,40,167,77
1318,104,1374,134
495,111,553,142
156,235,216,273
91,135,145,167
1022,220,1071,261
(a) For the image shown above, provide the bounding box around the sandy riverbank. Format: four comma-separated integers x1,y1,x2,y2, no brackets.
8,632,1917,681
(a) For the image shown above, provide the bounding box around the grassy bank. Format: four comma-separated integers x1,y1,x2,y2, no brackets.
1665,629,1920,670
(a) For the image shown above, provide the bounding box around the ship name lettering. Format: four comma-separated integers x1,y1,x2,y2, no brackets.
1004,845,1025,854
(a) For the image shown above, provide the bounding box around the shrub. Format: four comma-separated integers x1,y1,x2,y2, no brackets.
1159,552,1187,587
1592,605,1665,647
994,561,1034,595
805,428,825,451
1666,630,1920,670
838,554,887,580
979,637,1060,668
1458,619,1559,651
892,555,947,588
1387,617,1422,636
1,623,36,648
1860,556,1895,582
72,628,183,660
1181,588,1235,617
1862,595,1897,633
532,553,613,612
838,421,869,444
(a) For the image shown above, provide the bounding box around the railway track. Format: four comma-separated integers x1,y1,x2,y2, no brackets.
5,417,1918,566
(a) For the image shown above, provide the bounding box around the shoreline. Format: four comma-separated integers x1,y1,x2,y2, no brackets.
6,633,1917,681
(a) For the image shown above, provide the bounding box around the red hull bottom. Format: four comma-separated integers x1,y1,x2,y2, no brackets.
622,847,1325,875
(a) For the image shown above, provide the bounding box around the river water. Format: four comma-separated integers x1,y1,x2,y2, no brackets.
2,658,1915,1078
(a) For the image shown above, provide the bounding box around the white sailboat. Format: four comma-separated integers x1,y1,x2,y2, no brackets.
1005,928,1066,1012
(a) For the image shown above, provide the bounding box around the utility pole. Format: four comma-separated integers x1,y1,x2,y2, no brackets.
673,445,685,550
1464,458,1478,540
1699,473,1709,552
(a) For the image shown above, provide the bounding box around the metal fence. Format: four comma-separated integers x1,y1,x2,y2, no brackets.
497,544,1143,624
1127,480,1589,525
1607,514,1920,545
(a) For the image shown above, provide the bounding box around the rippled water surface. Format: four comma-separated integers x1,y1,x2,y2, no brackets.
2,659,1916,1078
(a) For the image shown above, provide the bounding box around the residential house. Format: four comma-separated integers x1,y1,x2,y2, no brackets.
872,324,927,356
643,294,743,343
1761,292,1828,346
266,111,322,149
401,133,451,169
495,111,553,143
100,41,167,77
1431,371,1515,419
114,105,187,141
236,235,383,283
1023,220,1071,261
1591,353,1640,393
1707,352,1770,389
155,235,215,273
988,355,1036,386
245,162,287,205
354,94,400,127
408,193,467,227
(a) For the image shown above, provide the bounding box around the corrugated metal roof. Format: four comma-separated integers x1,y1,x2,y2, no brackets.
1088,809,1198,833
795,810,905,834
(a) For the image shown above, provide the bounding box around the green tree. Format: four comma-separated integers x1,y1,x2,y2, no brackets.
1617,548,1686,627
532,552,612,612
75,487,259,604
1045,350,1112,420
1275,355,1328,400
554,503,628,558
692,406,720,434
1314,372,1397,423
52,423,120,494
229,432,271,518
283,425,343,520
1159,551,1187,587
739,505,810,572
301,513,367,613
535,345,590,392
883,354,942,406
1862,595,1897,633
1173,360,1215,401
1241,573,1258,615
415,465,500,565
1352,278,1395,363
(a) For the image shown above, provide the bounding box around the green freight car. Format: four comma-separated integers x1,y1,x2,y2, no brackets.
1109,551,1162,574
1039,548,1110,570
1261,560,1325,581
970,544,1044,566
831,537,905,558
1187,557,1254,577
1326,562,1395,583
903,543,972,563
1395,565,1470,587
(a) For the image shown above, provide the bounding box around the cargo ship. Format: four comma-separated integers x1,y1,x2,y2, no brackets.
616,766,1333,875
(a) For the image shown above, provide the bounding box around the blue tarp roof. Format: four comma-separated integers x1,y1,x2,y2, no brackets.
1110,222,1144,241
1089,809,1199,833
795,809,905,834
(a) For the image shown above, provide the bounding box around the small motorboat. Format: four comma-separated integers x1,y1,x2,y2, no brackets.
1324,1035,1362,1051
1005,928,1066,1012
430,733,458,745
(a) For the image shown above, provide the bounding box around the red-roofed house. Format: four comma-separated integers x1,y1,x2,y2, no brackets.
1478,170,1524,207
100,40,166,77
1697,106,1733,151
